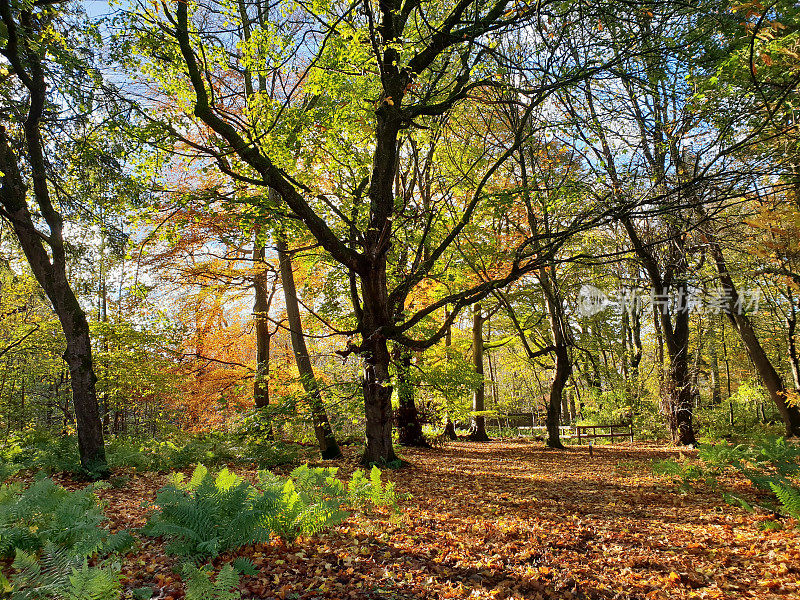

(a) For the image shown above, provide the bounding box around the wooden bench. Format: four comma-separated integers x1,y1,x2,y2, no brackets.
576,422,633,444
517,425,572,438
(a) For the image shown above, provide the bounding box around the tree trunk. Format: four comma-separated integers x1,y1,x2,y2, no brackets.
443,418,457,439
546,347,570,448
709,319,722,406
628,303,643,408
621,217,695,445
468,303,490,441
394,346,428,447
442,309,457,440
654,280,697,446
487,334,499,408
663,322,697,445
359,253,398,465
709,243,800,437
621,307,630,382
788,294,800,391
0,128,107,476
541,268,571,449
653,305,665,388
98,229,110,434
276,232,341,458
57,292,107,473
253,235,273,438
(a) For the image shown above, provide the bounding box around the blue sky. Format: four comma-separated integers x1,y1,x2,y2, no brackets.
85,0,115,20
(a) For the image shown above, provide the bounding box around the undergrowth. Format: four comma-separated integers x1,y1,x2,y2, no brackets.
142,464,399,559
652,437,800,525
0,476,133,599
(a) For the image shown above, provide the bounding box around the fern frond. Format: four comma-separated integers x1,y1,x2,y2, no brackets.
770,482,800,520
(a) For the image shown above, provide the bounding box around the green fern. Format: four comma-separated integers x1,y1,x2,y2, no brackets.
347,466,397,509
699,438,800,491
230,558,257,577
143,465,273,558
145,463,400,557
9,542,122,600
0,459,21,483
261,476,348,541
64,559,122,600
699,438,800,521
0,477,133,559
770,482,800,521
0,478,131,600
183,563,240,600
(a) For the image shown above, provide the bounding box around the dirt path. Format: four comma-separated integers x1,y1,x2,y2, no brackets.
99,440,798,599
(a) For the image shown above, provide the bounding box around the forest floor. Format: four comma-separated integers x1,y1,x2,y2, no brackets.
60,440,799,600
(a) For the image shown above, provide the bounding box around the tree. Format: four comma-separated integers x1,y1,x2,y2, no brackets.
0,0,108,474
553,2,747,444
276,229,341,459
128,0,631,463
468,303,490,441
705,229,800,436
252,233,277,415
393,344,428,447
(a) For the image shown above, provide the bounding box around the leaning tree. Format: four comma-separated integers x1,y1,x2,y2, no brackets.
0,0,120,473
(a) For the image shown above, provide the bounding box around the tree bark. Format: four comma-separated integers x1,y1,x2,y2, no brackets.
468,303,490,441
540,266,572,449
661,306,696,445
356,64,406,465
788,293,800,391
276,232,341,458
253,234,273,438
545,335,571,448
360,274,398,464
627,302,643,408
442,309,457,440
394,346,428,447
0,133,107,475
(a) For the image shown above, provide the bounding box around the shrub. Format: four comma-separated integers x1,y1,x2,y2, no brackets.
699,436,800,490
183,563,240,600
142,465,272,558
770,482,800,520
1,430,301,477
347,466,397,509
0,459,21,482
651,459,716,494
106,434,299,473
0,432,81,475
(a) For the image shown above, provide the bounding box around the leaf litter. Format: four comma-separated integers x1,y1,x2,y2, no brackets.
50,441,800,599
